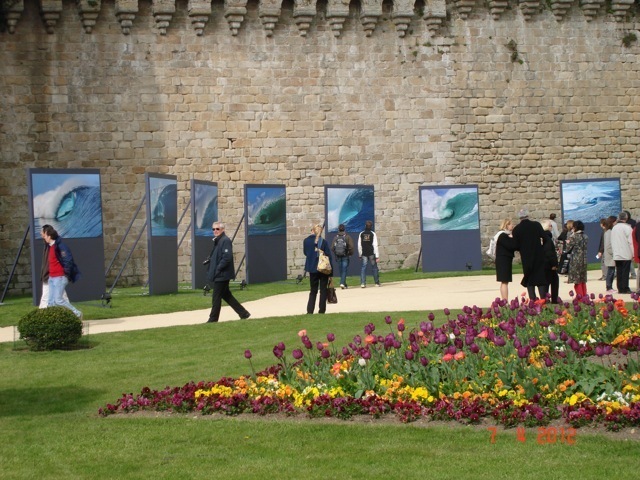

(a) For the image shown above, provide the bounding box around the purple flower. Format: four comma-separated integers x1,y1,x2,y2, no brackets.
292,349,303,360
428,313,435,321
276,342,285,351
397,322,405,332
544,357,554,367
316,342,324,351
549,332,558,342
444,308,450,316
327,333,335,343
420,356,429,366
405,350,415,361
272,346,283,359
321,349,330,359
469,343,480,354
494,336,506,347
385,315,392,324
595,345,604,357
361,349,371,360
244,349,252,359
342,346,350,356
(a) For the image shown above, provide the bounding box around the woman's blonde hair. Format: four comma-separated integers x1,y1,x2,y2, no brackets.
540,219,551,231
312,224,323,236
566,220,574,230
500,218,512,231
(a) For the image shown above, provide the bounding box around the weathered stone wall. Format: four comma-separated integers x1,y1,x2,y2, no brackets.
1,0,639,294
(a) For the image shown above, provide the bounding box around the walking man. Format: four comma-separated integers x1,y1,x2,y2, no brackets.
611,211,634,294
331,223,354,289
358,220,380,288
205,222,250,323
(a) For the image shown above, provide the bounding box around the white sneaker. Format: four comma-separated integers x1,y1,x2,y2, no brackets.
375,283,381,287
361,284,366,288
340,284,345,289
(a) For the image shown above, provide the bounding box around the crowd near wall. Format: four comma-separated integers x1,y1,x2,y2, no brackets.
1,0,639,294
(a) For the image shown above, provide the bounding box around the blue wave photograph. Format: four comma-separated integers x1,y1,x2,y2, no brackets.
193,182,218,237
326,186,375,233
421,186,479,232
148,176,177,237
561,179,621,224
246,186,286,236
31,171,103,238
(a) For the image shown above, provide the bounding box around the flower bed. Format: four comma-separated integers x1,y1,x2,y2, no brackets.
100,293,640,431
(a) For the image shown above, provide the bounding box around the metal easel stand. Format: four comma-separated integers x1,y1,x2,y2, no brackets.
102,195,148,307
230,214,247,290
0,224,30,305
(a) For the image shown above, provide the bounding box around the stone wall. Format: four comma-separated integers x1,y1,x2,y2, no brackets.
1,0,639,294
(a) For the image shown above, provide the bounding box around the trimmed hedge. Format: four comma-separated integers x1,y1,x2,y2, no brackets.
18,307,83,351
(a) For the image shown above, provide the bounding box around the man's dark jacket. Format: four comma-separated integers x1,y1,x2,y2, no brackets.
512,218,546,287
206,233,235,283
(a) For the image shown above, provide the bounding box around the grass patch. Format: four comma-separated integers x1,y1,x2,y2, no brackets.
1,312,640,479
0,267,500,328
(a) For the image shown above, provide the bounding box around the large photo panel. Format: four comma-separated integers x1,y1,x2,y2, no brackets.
191,180,218,289
419,185,482,272
27,168,106,305
244,184,287,284
145,173,178,295
324,185,375,277
560,178,622,260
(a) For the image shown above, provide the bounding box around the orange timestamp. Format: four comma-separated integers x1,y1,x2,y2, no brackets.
487,426,577,445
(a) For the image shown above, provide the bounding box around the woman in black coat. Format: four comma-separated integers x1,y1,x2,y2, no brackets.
495,218,517,300
541,219,559,303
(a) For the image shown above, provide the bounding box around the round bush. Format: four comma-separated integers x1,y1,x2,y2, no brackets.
18,307,83,351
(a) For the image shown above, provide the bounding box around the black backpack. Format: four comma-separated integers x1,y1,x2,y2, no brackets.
333,235,347,257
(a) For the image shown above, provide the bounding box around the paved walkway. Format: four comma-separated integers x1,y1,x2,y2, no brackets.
0,270,617,343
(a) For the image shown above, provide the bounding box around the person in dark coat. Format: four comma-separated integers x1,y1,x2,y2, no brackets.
541,219,560,303
205,222,250,323
512,208,548,300
304,224,333,314
494,218,517,301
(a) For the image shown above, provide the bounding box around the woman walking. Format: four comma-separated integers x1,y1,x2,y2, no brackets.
494,219,517,301
568,220,589,299
303,224,333,314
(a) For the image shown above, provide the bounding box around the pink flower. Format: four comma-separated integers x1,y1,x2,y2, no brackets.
442,353,454,362
298,329,307,337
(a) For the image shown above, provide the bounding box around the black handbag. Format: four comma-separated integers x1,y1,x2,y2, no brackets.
327,277,338,304
559,251,571,275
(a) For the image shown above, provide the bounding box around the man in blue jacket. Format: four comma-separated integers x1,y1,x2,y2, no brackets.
205,222,250,323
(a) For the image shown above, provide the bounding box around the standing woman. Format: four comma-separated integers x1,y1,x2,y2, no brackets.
603,216,616,293
303,224,333,314
568,220,589,298
541,219,560,303
495,219,517,301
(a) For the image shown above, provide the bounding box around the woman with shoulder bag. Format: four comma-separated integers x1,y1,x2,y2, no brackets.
303,224,333,314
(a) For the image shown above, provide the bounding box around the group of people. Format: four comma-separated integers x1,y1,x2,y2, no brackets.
204,220,381,320
493,209,565,303
596,211,639,295
303,220,380,314
493,209,640,303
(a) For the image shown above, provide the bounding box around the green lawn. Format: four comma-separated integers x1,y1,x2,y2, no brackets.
2,309,640,479
3,265,634,479
0,267,500,328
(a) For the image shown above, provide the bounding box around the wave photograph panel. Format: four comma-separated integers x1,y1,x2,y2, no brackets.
326,186,375,233
246,186,286,236
193,183,218,237
149,177,177,237
31,172,103,239
421,186,480,232
561,179,622,224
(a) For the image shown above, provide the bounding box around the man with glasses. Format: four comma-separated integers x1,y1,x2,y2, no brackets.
205,222,251,323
